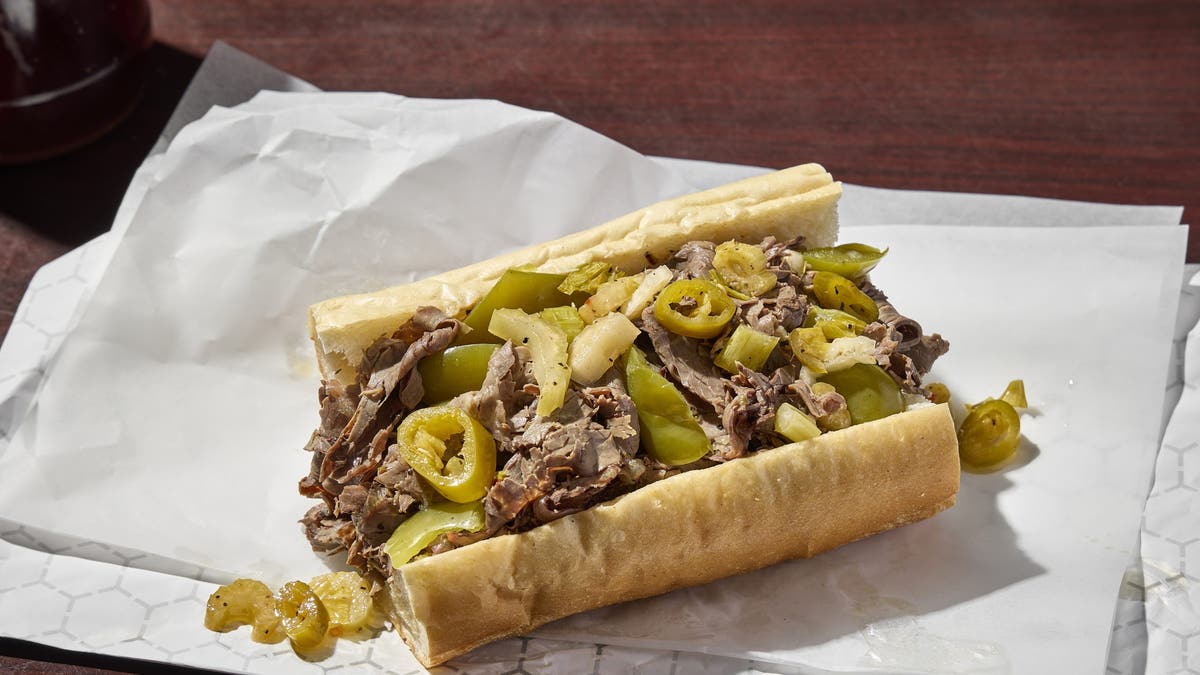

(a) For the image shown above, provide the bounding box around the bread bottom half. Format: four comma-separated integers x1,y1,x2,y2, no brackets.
387,402,960,666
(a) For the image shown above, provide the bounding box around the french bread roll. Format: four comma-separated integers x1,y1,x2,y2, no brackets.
388,403,959,667
303,164,959,667
309,163,841,381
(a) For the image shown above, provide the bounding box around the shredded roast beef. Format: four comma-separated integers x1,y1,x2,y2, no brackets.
485,370,640,532
673,240,717,280
298,307,461,573
858,280,950,392
640,306,728,411
456,342,538,446
735,284,807,338
299,236,950,575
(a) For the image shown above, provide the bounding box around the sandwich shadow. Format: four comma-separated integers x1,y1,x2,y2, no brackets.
532,408,1045,661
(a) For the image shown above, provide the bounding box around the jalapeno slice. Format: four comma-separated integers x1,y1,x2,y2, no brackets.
623,347,711,465
653,279,735,339
802,243,888,279
958,399,1021,470
818,363,903,425
811,271,879,323
418,343,500,404
396,406,497,503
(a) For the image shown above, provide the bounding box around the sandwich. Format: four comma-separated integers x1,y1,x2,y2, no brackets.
297,163,960,666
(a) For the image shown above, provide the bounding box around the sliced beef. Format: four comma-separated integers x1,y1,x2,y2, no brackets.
721,364,850,459
905,333,951,376
300,504,356,554
721,366,788,460
859,280,949,391
300,308,460,561
641,306,727,411
374,446,434,515
317,308,460,488
457,342,538,447
673,240,716,280
484,373,639,533
735,284,807,337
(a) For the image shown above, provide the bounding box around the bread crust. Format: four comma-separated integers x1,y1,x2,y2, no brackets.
388,403,959,667
309,163,841,380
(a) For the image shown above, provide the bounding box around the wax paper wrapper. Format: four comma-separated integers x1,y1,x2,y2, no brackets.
0,86,1190,674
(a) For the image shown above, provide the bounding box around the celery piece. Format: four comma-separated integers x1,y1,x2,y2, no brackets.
540,305,585,342
774,403,822,443
714,324,780,374
489,308,571,416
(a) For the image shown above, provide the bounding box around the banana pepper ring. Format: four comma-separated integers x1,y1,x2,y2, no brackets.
396,406,497,503
652,278,735,339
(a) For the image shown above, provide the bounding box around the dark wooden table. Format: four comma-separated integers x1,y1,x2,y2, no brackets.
1,1,1197,672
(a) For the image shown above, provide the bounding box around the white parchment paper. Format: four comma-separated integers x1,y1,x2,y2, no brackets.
0,90,1189,673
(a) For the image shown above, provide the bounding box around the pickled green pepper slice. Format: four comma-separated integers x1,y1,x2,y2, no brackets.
418,344,500,404
958,399,1021,470
623,347,711,465
818,363,903,425
811,271,880,323
459,269,574,344
804,307,868,339
396,406,497,502
802,243,888,279
383,500,486,567
653,279,735,339
713,241,777,297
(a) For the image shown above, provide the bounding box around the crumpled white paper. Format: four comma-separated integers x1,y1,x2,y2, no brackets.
0,91,1189,673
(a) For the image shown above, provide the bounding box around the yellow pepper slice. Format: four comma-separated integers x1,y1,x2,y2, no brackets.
396,406,497,503
277,581,329,649
804,307,867,339
383,500,486,567
653,279,735,339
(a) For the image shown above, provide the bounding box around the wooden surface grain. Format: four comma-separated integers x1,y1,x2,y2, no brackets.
0,1,1196,673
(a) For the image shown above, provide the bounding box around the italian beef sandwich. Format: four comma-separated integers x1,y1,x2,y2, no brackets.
298,163,960,666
